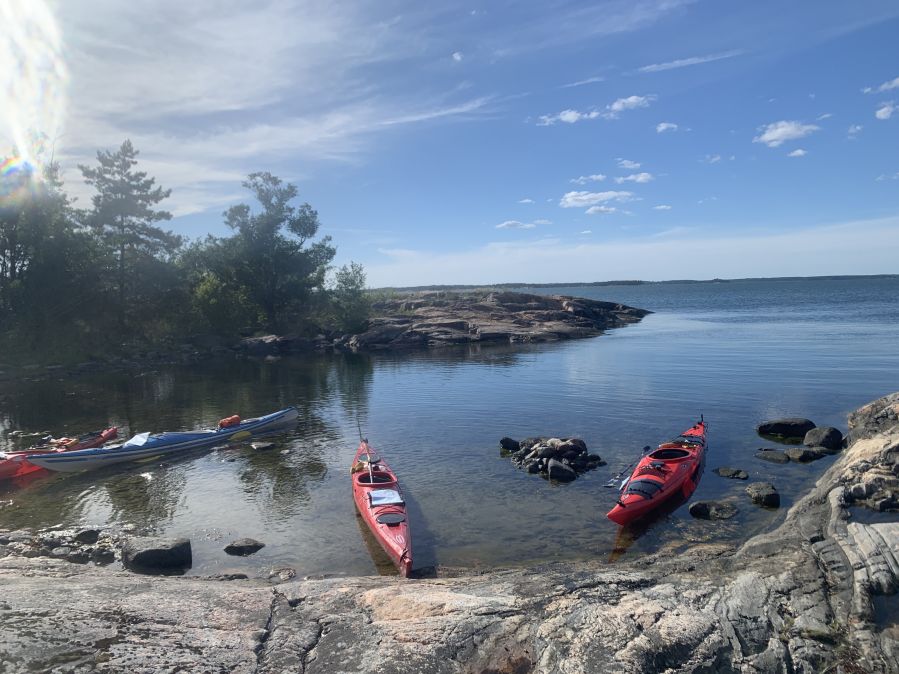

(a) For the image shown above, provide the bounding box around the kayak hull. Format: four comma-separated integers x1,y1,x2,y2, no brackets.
607,420,707,527
25,408,298,472
0,427,118,480
351,441,412,577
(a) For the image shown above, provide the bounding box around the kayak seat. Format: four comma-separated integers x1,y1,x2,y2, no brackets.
357,471,395,485
376,513,406,525
369,489,404,507
650,448,691,460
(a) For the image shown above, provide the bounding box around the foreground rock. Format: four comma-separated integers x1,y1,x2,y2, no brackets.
225,538,266,556
501,436,605,482
121,536,192,573
746,482,781,507
3,394,899,672
345,291,650,351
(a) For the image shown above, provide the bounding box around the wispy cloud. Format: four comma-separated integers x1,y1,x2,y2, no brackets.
788,148,807,157
656,122,678,133
533,219,553,225
876,172,899,181
570,174,606,185
753,120,820,147
614,172,654,184
605,94,656,118
586,206,618,215
537,109,600,125
638,49,742,73
452,51,463,62
875,102,896,120
560,190,634,208
863,76,899,94
496,220,536,229
518,198,535,204
848,124,863,138
702,154,722,164
816,113,832,120
580,230,593,234
653,204,672,210
562,76,605,88
617,158,641,169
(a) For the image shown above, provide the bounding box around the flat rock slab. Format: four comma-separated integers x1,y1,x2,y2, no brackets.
785,447,826,463
756,449,790,464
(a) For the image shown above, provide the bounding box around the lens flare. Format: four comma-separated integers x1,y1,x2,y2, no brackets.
0,0,68,180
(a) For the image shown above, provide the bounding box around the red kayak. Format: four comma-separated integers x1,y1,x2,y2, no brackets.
351,440,412,577
0,427,118,480
606,419,707,526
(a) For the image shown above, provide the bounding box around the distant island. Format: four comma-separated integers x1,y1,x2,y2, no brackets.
375,273,899,292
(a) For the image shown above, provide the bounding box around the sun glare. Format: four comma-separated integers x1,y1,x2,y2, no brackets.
0,0,67,184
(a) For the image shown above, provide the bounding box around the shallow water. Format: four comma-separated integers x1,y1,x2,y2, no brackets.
1,277,898,577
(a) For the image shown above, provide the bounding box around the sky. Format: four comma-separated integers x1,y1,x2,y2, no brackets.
3,0,899,287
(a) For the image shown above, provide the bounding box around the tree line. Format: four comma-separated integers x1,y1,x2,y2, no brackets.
0,140,370,362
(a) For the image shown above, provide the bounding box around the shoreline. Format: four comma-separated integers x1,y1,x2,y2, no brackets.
2,394,897,672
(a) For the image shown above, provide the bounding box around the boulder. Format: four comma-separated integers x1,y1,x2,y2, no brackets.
713,467,748,480
803,426,843,451
688,501,738,520
756,418,816,440
564,438,588,452
537,445,559,460
746,482,780,508
73,529,101,545
499,437,520,452
122,537,192,573
224,538,266,556
546,459,576,483
519,438,542,453
756,450,790,464
785,447,825,463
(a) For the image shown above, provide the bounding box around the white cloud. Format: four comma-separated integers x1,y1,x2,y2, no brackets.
875,102,896,120
533,218,553,225
364,216,899,287
614,172,654,184
864,76,899,94
702,154,722,164
605,94,656,118
496,220,536,229
876,173,899,181
570,174,606,185
638,50,742,73
753,120,820,147
518,198,535,204
816,113,832,120
562,76,604,88
788,149,807,157
656,122,678,133
452,51,463,62
586,206,617,215
617,158,641,170
560,190,634,208
580,230,592,234
848,124,863,138
653,204,672,210
537,108,600,125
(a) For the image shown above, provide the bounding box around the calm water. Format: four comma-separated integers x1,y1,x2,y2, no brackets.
1,277,898,577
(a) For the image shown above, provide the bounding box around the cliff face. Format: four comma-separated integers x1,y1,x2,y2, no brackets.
341,290,651,351
2,394,898,673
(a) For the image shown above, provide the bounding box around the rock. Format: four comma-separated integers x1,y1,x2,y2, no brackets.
122,537,192,573
546,459,576,483
688,500,738,520
269,567,296,582
66,550,91,564
848,482,872,501
208,573,249,581
757,418,816,440
91,547,116,565
537,445,559,459
499,437,520,452
224,538,265,556
526,461,540,474
49,546,72,558
73,529,101,545
251,442,275,451
746,482,780,508
785,447,825,463
803,426,843,451
756,449,790,464
713,467,748,480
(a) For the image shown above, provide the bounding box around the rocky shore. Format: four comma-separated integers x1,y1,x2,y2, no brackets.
2,394,898,672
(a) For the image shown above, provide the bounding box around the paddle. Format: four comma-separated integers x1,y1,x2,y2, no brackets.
603,445,652,489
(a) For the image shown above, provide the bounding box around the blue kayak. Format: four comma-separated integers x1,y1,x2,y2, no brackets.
26,407,299,472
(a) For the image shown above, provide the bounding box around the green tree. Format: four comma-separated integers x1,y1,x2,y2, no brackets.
79,140,182,330
329,262,370,333
203,172,336,332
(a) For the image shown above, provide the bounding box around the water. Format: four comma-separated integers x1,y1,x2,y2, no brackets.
1,276,898,577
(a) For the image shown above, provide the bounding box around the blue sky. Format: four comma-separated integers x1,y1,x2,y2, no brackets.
5,1,899,286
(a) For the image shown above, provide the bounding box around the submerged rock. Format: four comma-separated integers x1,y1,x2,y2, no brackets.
713,467,748,480
746,482,780,508
688,500,738,519
756,449,790,464
784,447,826,463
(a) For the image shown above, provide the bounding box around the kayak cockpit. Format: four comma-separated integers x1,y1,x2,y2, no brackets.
649,447,692,460
356,471,395,485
